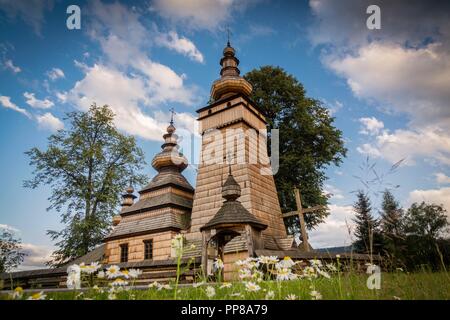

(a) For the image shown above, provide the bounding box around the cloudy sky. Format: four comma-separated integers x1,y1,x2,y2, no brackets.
0,0,449,269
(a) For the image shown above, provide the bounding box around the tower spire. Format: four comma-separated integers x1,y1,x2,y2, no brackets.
169,107,175,126
210,33,253,101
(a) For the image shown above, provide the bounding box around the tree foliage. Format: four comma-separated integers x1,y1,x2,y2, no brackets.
0,229,26,273
244,66,347,232
380,189,406,264
24,104,147,266
352,190,384,254
403,202,449,269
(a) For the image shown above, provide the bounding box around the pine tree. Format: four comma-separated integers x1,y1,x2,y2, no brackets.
352,190,383,254
380,190,405,265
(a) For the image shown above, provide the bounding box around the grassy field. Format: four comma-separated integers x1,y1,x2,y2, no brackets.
2,271,449,300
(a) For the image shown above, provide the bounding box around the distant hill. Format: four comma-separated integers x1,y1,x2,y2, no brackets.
316,246,353,253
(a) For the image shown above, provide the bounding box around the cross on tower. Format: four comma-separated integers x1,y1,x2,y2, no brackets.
169,107,176,125
282,187,327,252
226,26,232,46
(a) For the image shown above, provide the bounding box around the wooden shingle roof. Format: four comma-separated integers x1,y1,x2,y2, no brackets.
105,212,187,240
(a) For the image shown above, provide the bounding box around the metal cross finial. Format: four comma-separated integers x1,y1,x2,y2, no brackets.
226,26,232,47
226,150,233,175
169,107,176,125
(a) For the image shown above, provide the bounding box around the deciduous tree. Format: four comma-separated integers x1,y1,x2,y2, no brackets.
24,104,147,266
245,66,346,232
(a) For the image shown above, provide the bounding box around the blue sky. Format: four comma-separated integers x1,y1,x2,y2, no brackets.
0,0,449,269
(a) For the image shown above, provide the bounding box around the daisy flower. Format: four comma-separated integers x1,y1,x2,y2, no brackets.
220,282,232,289
213,258,224,270
238,268,252,280
128,269,142,279
105,265,122,279
111,279,128,287
276,267,297,281
285,294,298,300
265,290,275,300
309,259,322,268
310,290,322,300
66,271,81,290
27,291,46,300
11,287,23,299
258,255,279,265
245,281,261,292
205,286,216,298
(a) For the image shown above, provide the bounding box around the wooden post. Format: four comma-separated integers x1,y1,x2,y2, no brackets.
294,188,310,252
245,225,255,256
201,231,209,277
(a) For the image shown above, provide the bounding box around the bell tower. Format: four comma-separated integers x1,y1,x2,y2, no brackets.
188,42,287,244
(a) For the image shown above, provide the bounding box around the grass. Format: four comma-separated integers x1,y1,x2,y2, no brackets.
3,271,449,300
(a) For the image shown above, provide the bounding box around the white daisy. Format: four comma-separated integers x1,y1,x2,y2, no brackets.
265,290,275,300
245,281,261,292
105,265,122,279
213,258,224,270
285,294,298,300
11,287,23,300
258,255,279,265
111,278,128,287
127,268,142,279
27,291,46,300
205,286,216,298
310,290,322,300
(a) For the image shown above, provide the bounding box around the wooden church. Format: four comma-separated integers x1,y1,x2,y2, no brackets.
103,40,297,280
0,42,374,289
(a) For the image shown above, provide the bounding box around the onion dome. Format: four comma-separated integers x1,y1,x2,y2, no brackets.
121,185,136,210
151,122,188,172
112,215,122,226
210,42,253,101
201,169,267,231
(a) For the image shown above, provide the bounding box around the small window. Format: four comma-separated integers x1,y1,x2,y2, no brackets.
208,109,212,115
227,102,231,108
144,240,153,260
120,243,128,263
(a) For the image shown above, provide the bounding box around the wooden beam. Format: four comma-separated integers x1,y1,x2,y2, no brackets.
282,205,327,218
294,188,310,252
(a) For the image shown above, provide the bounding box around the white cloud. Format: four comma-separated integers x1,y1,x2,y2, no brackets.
0,95,31,118
46,67,65,81
24,92,54,109
359,117,384,136
435,173,450,185
0,224,20,233
155,31,204,63
151,0,256,30
324,184,345,200
326,43,450,129
55,91,67,103
357,126,450,166
63,0,201,142
3,59,21,73
406,187,450,219
322,99,343,116
309,204,355,248
18,243,54,271
0,0,54,35
36,112,64,131
309,1,450,169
